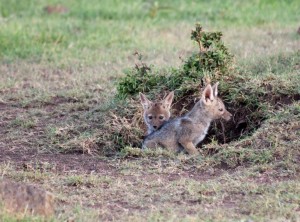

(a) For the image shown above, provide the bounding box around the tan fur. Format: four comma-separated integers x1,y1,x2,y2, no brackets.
139,91,174,135
0,180,54,217
143,83,232,155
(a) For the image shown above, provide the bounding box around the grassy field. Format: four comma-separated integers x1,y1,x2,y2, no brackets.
0,0,300,221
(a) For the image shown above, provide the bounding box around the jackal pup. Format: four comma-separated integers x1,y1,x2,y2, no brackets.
139,91,174,135
143,82,232,155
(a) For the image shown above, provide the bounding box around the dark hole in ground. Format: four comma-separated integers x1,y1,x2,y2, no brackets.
203,93,300,147
203,104,264,146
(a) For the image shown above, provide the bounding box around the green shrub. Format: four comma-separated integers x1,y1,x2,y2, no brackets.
116,23,233,99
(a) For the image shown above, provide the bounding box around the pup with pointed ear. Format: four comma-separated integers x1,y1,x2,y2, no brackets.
162,91,174,109
201,83,215,105
139,91,175,134
200,82,220,104
139,91,174,110
212,82,219,97
139,93,152,110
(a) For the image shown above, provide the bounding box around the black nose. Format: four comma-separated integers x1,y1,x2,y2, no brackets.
153,126,157,129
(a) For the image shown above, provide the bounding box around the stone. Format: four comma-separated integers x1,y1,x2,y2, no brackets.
0,179,54,217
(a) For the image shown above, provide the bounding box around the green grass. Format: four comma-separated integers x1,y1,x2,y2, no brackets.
0,0,299,62
0,0,300,221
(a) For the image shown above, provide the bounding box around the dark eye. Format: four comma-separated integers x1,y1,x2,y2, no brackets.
219,108,223,112
159,116,164,120
148,116,153,120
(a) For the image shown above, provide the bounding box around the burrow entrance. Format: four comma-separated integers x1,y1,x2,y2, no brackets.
207,93,299,146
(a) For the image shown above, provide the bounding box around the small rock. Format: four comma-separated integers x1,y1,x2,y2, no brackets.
0,179,54,217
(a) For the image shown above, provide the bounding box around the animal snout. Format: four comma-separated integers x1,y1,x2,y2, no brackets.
153,125,158,129
223,111,232,121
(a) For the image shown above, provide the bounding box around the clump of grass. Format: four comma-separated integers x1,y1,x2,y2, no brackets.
65,175,84,187
9,117,37,129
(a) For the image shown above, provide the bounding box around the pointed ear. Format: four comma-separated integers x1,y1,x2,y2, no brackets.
163,91,174,109
139,92,152,109
201,84,214,104
212,82,219,97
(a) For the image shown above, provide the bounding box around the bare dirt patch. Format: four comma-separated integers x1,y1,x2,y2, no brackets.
1,153,114,174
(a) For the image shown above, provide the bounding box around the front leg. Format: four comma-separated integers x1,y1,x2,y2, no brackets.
179,141,199,155
142,139,159,150
143,138,181,153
